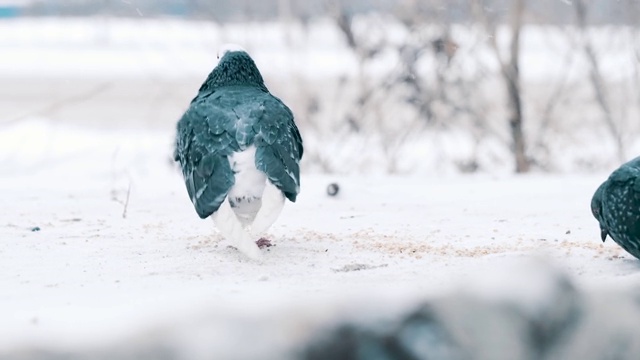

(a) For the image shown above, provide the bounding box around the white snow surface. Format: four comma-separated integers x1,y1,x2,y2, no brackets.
1,119,639,355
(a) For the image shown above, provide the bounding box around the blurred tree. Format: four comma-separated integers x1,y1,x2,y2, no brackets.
474,0,530,173
574,0,625,163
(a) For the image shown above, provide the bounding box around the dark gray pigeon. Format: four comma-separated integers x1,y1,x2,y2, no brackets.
173,44,303,259
591,156,640,259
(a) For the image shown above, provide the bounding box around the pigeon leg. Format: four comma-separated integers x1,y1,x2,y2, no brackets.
211,199,262,260
249,181,285,238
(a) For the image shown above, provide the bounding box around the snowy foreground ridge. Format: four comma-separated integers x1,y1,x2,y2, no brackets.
5,266,640,360
2,121,640,359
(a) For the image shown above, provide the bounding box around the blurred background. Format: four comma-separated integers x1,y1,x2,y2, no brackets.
1,0,639,176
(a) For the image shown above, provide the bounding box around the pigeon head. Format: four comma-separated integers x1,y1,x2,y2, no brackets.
591,182,609,242
198,44,267,93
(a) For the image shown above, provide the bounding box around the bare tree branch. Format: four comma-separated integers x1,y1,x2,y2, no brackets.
574,0,625,162
473,0,529,172
531,40,577,167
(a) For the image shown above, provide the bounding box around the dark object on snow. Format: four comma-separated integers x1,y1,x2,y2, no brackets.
327,183,340,197
30,226,40,232
255,238,272,249
591,156,640,259
173,44,302,258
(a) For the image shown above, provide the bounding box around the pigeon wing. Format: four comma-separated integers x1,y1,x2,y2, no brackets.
175,96,238,219
253,95,303,202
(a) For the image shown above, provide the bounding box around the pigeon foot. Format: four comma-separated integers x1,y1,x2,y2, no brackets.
256,238,273,249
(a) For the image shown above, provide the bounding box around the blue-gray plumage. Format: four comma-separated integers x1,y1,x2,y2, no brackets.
591,156,640,259
173,45,302,258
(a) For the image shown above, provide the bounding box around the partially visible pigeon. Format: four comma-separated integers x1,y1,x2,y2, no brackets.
591,156,640,259
173,44,303,259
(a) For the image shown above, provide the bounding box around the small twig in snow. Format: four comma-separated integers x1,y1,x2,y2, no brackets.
122,182,132,219
332,263,388,273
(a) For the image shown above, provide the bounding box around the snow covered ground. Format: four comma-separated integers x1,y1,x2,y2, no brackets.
1,119,639,358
